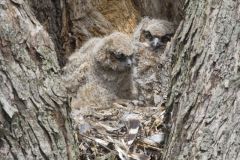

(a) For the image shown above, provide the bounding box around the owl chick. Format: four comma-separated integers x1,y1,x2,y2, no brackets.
133,17,175,107
62,32,134,110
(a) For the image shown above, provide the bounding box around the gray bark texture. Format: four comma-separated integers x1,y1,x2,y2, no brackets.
0,0,77,159
164,0,240,159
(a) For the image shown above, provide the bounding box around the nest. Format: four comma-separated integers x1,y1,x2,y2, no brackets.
72,99,168,160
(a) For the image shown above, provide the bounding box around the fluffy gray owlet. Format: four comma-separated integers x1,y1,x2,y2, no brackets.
62,32,135,110
133,17,175,107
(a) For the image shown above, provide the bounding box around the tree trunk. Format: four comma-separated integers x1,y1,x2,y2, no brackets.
0,1,77,159
164,0,240,159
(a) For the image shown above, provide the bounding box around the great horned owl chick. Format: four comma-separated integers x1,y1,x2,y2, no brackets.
62,32,134,110
133,17,175,106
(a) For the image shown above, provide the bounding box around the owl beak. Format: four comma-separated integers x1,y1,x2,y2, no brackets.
151,37,163,49
126,58,132,67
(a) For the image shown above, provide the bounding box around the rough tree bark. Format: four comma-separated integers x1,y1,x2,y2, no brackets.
0,1,77,159
164,0,240,159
